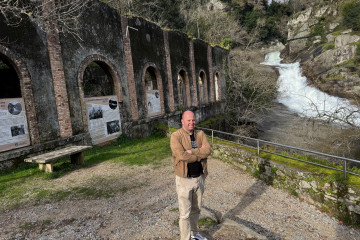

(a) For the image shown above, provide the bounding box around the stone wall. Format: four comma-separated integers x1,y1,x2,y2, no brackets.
0,0,228,168
212,144,360,226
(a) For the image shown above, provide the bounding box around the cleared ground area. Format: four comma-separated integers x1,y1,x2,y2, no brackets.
1,157,359,239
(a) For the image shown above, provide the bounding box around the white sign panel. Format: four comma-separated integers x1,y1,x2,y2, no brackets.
146,90,161,117
85,96,121,145
0,98,30,152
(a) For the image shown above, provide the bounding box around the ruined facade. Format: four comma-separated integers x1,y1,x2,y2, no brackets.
0,0,228,168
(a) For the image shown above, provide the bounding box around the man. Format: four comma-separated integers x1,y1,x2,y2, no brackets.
170,110,211,240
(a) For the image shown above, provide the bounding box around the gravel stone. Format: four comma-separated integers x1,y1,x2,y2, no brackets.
0,157,359,239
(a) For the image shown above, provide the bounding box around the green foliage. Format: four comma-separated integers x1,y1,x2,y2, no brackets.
311,24,324,36
267,1,292,18
322,41,335,51
244,10,263,31
198,217,218,227
341,0,360,31
289,188,299,197
154,123,169,137
220,38,232,50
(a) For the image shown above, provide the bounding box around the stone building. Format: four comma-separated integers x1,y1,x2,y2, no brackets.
0,0,228,168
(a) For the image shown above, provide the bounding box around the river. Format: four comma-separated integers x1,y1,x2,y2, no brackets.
258,51,360,159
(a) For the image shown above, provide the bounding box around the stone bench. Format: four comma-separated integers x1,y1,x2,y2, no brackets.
24,145,92,173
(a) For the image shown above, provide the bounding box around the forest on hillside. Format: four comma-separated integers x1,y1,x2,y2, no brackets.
102,0,302,48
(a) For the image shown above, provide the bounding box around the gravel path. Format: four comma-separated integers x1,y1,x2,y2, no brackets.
0,157,359,240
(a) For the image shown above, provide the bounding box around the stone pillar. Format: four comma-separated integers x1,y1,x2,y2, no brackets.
208,45,215,102
42,0,73,138
121,16,139,121
163,31,175,112
189,40,198,106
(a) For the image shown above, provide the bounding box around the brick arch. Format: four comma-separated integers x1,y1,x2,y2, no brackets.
198,69,208,105
176,67,191,108
141,63,164,117
77,54,123,132
0,45,40,145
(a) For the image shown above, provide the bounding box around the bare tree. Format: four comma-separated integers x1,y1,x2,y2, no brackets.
302,94,360,158
225,48,278,136
0,0,90,41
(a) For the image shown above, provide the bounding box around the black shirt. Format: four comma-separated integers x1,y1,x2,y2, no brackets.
187,133,203,177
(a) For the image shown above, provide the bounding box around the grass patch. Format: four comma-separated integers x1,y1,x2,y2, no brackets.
212,140,360,188
326,72,345,80
198,217,218,228
84,132,172,167
0,131,172,210
321,41,335,50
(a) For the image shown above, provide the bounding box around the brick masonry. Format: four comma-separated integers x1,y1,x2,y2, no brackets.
163,31,175,112
189,40,199,106
208,45,215,102
121,16,139,121
42,0,72,138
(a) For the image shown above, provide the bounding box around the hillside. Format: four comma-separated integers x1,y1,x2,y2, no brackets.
282,0,360,102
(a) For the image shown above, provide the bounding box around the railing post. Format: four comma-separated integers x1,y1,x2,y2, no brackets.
211,130,214,144
257,140,260,155
344,160,347,179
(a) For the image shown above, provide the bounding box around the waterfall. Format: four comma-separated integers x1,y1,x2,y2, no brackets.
262,51,360,126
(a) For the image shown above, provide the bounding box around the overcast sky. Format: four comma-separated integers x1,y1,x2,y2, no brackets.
268,0,285,4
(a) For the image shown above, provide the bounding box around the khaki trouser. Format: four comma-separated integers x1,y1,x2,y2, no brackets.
176,175,205,240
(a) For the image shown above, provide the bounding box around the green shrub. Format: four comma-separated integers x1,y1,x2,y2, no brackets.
341,0,360,31
220,38,232,50
311,24,324,36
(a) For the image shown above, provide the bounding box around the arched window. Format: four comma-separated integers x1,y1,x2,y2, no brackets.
145,66,158,91
82,60,121,144
83,61,114,97
0,54,31,152
215,72,220,101
144,66,162,117
177,70,188,108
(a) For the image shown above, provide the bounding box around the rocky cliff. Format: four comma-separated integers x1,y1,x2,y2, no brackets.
283,1,360,102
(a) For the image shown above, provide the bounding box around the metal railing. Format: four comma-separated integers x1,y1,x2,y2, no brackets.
197,127,360,179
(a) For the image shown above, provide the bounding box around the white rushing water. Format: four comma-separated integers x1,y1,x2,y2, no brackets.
262,51,360,126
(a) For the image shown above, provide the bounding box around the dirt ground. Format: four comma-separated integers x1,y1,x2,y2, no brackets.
1,157,360,240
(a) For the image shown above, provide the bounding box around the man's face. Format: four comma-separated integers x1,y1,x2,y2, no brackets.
181,111,196,132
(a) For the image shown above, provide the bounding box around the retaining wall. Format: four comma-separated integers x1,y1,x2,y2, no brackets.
213,144,360,226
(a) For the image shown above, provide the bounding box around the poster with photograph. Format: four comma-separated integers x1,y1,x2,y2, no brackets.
146,90,161,117
0,98,30,152
85,96,121,145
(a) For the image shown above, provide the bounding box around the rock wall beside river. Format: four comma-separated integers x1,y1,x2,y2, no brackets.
283,1,360,102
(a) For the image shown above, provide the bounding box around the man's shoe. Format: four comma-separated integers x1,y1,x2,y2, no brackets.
191,232,207,240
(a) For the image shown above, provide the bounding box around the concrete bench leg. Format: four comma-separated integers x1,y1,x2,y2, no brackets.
39,163,45,171
39,163,53,172
70,152,84,165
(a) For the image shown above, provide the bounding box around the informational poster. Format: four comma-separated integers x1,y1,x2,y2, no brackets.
85,96,121,145
146,90,161,117
0,98,30,152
